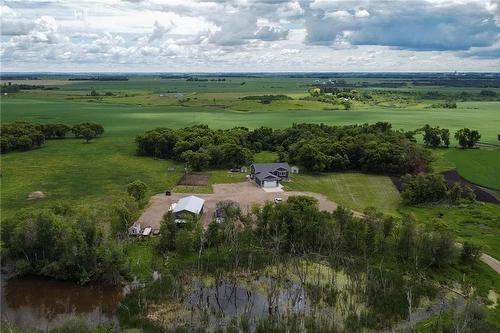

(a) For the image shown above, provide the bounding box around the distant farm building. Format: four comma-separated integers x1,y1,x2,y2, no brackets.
291,166,299,174
250,163,290,188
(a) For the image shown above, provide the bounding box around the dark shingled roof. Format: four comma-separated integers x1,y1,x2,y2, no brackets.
251,163,290,174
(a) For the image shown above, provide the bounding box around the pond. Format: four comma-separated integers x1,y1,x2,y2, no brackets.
1,275,123,331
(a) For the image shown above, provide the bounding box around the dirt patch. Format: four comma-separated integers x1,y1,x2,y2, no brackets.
177,173,209,186
135,181,364,231
390,170,499,205
442,170,499,204
27,191,45,200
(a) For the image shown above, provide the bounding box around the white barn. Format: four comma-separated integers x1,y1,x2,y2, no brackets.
173,195,205,222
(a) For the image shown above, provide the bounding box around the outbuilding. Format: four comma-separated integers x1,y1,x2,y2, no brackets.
128,222,141,236
172,195,205,222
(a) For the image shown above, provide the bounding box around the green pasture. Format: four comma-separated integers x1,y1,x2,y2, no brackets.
0,137,184,217
2,96,500,143
403,204,500,260
285,172,401,214
1,77,499,218
444,148,500,190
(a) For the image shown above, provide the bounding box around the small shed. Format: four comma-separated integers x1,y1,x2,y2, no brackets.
291,166,299,174
142,227,152,236
128,222,141,236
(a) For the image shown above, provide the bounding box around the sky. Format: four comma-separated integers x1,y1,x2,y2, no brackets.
1,0,499,72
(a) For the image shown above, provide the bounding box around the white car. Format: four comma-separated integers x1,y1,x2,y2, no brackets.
274,197,283,204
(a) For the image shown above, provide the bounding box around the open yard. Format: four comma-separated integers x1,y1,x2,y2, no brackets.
135,181,364,231
284,172,402,214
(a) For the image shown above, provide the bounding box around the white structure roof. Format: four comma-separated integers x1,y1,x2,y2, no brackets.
142,227,152,236
173,195,205,215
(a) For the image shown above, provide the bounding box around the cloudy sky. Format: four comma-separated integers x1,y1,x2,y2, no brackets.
1,0,499,72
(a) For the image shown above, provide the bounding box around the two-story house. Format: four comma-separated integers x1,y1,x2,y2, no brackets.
250,162,290,188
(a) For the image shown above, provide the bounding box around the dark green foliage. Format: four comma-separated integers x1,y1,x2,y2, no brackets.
240,94,291,104
39,123,71,139
421,124,450,147
430,101,457,108
462,185,476,203
72,122,105,138
136,123,431,174
454,128,481,148
181,150,211,171
135,125,252,169
479,90,497,98
448,182,463,204
156,213,177,253
81,128,97,142
1,121,104,153
1,207,129,284
112,195,140,236
461,241,481,263
127,180,148,202
401,174,449,204
175,229,195,255
1,122,45,153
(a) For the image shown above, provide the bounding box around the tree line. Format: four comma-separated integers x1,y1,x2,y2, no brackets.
418,124,481,149
1,121,105,153
136,123,431,174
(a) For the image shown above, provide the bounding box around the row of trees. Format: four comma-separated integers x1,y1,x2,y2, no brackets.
136,123,431,174
1,121,105,153
419,125,481,149
401,173,476,205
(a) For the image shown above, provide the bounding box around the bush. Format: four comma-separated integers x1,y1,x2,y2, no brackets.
401,174,448,205
461,241,481,263
175,229,195,255
127,180,148,202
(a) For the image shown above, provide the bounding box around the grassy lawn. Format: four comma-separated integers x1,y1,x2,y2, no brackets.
125,239,157,280
402,204,500,259
444,148,500,190
284,172,401,214
0,137,184,217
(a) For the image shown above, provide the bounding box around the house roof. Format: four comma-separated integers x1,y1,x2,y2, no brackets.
251,163,290,175
173,195,205,215
255,172,279,182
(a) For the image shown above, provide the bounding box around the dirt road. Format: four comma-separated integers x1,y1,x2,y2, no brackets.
135,181,364,230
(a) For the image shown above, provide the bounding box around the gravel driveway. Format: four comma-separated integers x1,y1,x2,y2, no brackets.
135,180,364,230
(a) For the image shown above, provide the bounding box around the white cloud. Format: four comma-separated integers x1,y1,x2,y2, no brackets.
0,0,498,72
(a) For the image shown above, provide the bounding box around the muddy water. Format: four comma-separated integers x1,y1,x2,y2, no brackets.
1,275,123,331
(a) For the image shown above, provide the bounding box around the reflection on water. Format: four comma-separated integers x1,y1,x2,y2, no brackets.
1,275,123,331
186,277,311,329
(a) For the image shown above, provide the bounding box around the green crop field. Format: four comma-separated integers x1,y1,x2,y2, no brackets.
1,77,499,216
444,148,500,190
